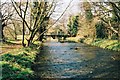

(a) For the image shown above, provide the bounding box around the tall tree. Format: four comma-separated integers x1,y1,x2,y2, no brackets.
82,1,96,41
110,2,120,41
0,2,14,42
12,0,56,46
92,2,120,40
67,15,79,37
83,1,93,20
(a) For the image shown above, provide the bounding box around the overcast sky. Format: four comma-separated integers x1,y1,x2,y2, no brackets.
51,0,80,20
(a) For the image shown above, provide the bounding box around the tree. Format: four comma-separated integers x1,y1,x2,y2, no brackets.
0,2,14,42
12,0,56,46
32,2,50,41
110,2,120,41
83,1,93,20
67,15,79,37
28,1,55,45
95,21,107,39
82,1,96,41
92,2,120,40
11,0,73,46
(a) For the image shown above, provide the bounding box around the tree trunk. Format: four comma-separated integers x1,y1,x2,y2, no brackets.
27,36,33,47
27,32,34,47
27,29,38,46
39,26,44,41
12,21,17,40
0,12,5,42
108,30,112,39
118,24,120,42
22,21,26,47
0,0,1,42
1,26,5,42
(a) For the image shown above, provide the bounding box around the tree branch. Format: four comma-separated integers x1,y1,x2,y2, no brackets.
33,0,73,42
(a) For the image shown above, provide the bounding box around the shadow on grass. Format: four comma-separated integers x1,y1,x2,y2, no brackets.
2,53,33,68
1,45,39,80
1,62,33,80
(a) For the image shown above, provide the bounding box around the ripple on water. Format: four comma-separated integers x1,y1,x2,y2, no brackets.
33,42,120,78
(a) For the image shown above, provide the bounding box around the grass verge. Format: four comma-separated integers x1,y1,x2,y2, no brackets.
0,43,40,80
83,38,120,51
66,37,120,51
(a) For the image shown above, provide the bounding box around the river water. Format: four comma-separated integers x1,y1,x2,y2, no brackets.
32,41,120,79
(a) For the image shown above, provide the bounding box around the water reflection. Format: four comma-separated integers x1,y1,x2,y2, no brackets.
33,41,120,78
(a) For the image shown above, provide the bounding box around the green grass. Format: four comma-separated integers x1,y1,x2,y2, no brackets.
66,37,81,42
0,44,40,80
66,37,120,51
84,38,120,51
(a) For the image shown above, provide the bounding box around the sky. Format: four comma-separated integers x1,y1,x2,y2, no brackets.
1,0,119,25
0,0,81,29
50,0,81,27
0,0,80,22
51,0,80,20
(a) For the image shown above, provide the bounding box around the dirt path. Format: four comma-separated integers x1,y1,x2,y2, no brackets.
1,42,22,54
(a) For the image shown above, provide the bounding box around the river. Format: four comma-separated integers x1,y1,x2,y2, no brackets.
32,41,120,79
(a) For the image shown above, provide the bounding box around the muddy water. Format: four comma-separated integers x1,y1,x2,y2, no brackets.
32,41,120,79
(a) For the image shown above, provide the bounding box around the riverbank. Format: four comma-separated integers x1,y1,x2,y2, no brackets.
0,42,41,80
83,38,120,51
66,37,120,51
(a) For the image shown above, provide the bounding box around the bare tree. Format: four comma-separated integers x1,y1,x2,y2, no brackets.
11,0,29,46
92,2,120,40
109,2,120,42
11,0,56,46
0,2,14,42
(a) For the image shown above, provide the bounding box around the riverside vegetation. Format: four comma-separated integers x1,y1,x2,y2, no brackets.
0,42,40,80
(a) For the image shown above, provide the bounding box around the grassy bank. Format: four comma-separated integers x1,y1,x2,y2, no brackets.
66,37,120,51
83,38,120,51
66,37,80,43
0,43,40,80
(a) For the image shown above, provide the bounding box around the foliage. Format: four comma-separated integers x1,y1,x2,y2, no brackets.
1,44,39,79
82,1,93,21
95,21,107,39
92,2,120,41
67,15,79,36
83,38,120,51
85,10,93,20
